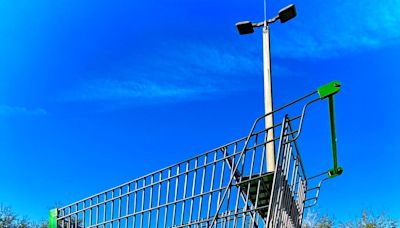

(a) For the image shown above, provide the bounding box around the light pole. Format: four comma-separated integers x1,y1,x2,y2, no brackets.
236,4,297,172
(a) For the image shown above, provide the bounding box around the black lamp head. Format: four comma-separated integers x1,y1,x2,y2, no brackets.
235,21,254,35
278,4,297,23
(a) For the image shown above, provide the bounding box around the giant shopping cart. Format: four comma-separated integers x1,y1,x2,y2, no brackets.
49,80,343,228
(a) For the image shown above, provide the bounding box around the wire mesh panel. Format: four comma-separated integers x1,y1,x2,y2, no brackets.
55,114,307,227
56,124,276,228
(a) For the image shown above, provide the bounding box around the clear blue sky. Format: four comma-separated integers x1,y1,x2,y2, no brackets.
0,0,399,223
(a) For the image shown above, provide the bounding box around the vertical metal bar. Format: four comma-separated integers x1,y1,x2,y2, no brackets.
259,139,266,178
285,146,293,180
240,143,253,227
274,132,289,224
82,202,86,228
253,132,260,174
125,185,130,228
163,168,171,228
282,183,289,226
103,193,107,225
207,152,217,218
233,176,241,228
216,148,226,215
111,191,115,227
249,139,257,177
148,175,154,228
253,179,262,226
189,158,198,222
180,162,189,225
284,142,293,224
132,181,138,227
61,211,65,228
197,155,207,221
155,173,162,228
241,174,252,228
225,186,231,215
172,165,180,226
221,212,225,228
328,95,339,173
140,179,145,228
89,199,92,227
297,180,304,226
74,212,78,228
118,188,122,228
291,162,298,191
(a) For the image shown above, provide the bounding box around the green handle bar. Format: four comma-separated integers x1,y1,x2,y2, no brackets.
317,80,343,178
49,208,57,228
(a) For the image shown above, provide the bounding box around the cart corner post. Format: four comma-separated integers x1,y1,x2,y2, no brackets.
49,208,57,228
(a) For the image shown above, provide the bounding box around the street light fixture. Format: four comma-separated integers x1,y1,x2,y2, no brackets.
278,4,297,23
235,4,297,33
235,21,254,35
235,4,296,172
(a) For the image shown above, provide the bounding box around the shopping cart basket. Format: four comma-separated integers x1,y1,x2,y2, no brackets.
49,80,343,228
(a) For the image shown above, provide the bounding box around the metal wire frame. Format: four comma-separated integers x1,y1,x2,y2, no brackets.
265,116,307,228
53,90,332,228
56,126,275,228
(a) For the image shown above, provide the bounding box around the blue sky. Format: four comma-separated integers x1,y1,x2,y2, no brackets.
0,0,399,223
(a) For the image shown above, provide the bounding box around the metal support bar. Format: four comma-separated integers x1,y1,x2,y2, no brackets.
329,96,338,171
327,95,343,178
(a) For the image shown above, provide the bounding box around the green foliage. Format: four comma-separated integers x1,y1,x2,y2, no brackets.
340,211,398,228
0,204,47,228
304,210,398,228
0,204,17,228
317,216,335,228
1,202,399,228
303,211,335,228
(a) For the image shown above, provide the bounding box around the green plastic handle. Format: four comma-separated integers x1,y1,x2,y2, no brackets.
49,208,57,228
327,96,343,178
317,81,343,178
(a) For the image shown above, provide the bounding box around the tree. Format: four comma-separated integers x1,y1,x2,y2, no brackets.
0,204,47,228
303,211,335,228
0,204,17,228
340,211,398,228
303,210,398,228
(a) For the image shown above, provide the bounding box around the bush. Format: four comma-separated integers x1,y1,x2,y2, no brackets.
0,204,47,228
303,210,398,228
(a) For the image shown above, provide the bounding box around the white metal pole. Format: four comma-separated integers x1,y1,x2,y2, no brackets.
263,24,275,172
